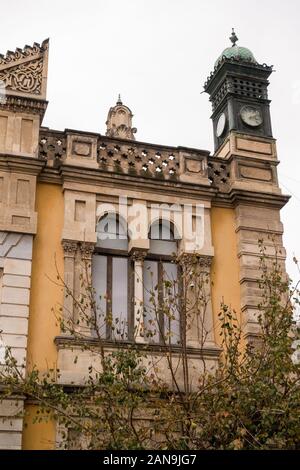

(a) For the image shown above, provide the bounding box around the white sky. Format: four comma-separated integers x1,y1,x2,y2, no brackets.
0,0,300,280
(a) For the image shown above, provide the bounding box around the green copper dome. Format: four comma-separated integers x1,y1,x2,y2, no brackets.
214,29,257,67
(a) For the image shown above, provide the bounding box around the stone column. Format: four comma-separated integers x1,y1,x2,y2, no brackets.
61,240,78,326
130,249,148,343
77,242,96,334
179,253,216,349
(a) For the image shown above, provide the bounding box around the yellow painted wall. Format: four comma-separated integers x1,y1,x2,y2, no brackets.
210,207,241,346
22,192,241,448
23,183,64,450
23,405,56,450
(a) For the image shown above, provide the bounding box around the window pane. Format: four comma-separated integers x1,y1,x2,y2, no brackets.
161,221,174,240
143,260,159,342
112,257,128,340
163,262,180,345
98,237,128,250
92,255,107,337
149,220,174,240
96,214,128,250
149,239,177,255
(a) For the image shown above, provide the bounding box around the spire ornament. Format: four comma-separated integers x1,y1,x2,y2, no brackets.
116,93,122,105
106,95,137,140
230,28,238,47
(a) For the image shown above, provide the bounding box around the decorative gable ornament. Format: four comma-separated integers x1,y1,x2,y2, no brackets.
0,39,49,100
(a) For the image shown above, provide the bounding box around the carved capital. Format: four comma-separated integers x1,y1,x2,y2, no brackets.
178,252,213,270
62,239,78,256
130,248,148,262
197,255,213,269
79,242,95,259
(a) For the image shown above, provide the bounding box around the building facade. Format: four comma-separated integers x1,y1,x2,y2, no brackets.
0,31,289,449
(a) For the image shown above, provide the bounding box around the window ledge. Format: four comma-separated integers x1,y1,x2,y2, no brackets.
54,335,222,358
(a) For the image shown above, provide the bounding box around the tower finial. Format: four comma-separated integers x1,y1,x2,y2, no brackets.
117,93,122,105
230,28,238,47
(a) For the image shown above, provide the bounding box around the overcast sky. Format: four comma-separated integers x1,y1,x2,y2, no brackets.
0,0,299,280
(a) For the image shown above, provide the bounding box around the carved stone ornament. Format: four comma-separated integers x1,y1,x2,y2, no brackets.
106,96,137,140
0,94,48,118
79,242,96,259
39,132,66,164
62,240,78,255
130,249,148,262
178,252,213,269
0,59,43,95
0,39,49,101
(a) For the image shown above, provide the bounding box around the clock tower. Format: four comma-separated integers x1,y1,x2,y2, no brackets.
203,30,289,343
204,29,273,151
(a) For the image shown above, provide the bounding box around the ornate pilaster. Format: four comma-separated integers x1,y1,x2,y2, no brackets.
130,248,148,343
178,253,216,349
75,242,96,333
61,240,78,323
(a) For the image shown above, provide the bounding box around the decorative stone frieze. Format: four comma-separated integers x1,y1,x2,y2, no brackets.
39,131,66,166
37,129,214,184
0,95,47,120
0,39,49,101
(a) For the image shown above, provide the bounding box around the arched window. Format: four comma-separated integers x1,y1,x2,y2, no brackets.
92,214,132,340
143,220,180,344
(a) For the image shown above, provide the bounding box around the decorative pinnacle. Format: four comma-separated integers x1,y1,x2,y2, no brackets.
230,28,238,46
116,94,122,105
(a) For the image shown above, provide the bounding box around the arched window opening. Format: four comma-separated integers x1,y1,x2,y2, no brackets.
143,220,180,345
92,213,132,341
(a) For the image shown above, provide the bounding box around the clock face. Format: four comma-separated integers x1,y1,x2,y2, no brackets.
216,112,226,137
240,105,263,127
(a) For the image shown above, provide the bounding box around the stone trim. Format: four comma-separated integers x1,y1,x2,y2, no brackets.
0,95,48,120
54,334,222,358
0,232,33,450
234,203,286,340
0,399,24,450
